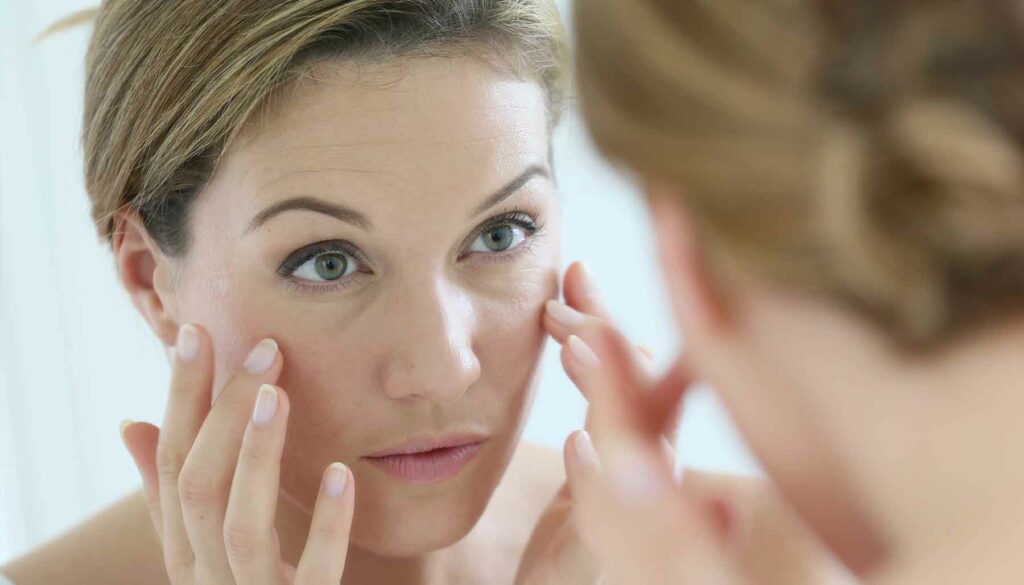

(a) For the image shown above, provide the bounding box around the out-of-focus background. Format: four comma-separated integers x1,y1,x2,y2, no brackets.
0,0,758,564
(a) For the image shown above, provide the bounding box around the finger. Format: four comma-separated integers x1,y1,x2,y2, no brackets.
646,357,693,444
509,431,602,585
293,462,355,585
560,330,649,439
563,261,611,320
178,337,283,582
223,384,291,583
155,323,214,580
574,438,739,585
548,311,655,398
564,430,601,501
121,420,164,538
583,328,691,446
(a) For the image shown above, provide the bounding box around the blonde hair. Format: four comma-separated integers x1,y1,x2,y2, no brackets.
56,0,565,255
576,0,1024,347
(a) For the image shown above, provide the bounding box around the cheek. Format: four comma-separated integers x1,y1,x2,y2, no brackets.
178,265,313,394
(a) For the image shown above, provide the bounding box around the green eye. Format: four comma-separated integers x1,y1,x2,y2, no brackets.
483,226,514,251
471,224,527,254
293,251,356,282
315,254,347,280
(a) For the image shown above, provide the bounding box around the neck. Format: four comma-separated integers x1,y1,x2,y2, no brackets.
851,321,1024,582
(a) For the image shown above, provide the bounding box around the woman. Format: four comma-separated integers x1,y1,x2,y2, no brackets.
0,1,648,583
569,0,1024,583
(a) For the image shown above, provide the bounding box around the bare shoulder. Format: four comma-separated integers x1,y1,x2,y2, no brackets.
503,440,566,510
0,488,169,585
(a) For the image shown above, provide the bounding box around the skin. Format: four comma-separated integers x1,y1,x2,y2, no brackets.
0,54,652,585
1,44,902,585
567,187,1024,585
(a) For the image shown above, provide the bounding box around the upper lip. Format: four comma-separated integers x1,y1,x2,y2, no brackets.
362,433,489,458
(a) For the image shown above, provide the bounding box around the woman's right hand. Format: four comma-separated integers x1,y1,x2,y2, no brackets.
119,324,355,584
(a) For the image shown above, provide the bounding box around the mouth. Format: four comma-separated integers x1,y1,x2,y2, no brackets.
361,433,489,485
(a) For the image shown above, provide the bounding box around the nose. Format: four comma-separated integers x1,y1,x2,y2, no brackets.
378,275,481,402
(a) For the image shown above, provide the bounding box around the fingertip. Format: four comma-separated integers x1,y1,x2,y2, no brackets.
566,261,609,318
120,418,134,441
574,430,600,470
323,462,350,499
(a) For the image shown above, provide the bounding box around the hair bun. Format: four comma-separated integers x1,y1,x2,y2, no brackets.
821,98,1024,342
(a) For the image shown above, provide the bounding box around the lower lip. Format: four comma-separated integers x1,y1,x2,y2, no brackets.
362,441,486,485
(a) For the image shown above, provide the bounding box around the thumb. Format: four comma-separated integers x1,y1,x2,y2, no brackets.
120,420,165,539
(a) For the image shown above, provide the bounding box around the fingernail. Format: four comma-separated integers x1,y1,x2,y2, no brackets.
324,462,349,498
604,437,664,501
252,384,278,426
578,262,601,301
176,324,199,363
546,300,587,327
119,419,134,439
574,430,600,469
568,335,600,368
244,338,278,375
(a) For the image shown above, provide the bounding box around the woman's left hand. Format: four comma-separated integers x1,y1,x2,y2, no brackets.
563,302,857,585
514,261,680,585
517,261,855,585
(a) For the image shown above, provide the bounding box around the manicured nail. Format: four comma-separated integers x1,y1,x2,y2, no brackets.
252,384,278,426
244,338,278,374
604,437,665,501
574,430,600,469
568,335,600,368
546,300,587,327
176,324,199,363
119,419,134,439
577,262,601,301
324,462,349,498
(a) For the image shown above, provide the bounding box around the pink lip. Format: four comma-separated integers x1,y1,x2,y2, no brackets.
362,434,488,485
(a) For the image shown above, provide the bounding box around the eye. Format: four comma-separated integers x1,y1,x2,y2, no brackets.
292,251,359,282
468,219,533,254
278,240,366,286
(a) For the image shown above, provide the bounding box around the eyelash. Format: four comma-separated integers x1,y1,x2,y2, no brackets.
278,207,545,294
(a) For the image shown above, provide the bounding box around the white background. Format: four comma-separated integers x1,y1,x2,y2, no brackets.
0,0,758,565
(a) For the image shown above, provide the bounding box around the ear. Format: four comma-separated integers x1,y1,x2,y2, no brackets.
112,211,180,347
645,179,729,342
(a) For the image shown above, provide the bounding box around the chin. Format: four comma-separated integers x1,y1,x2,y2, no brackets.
347,441,514,557
348,475,497,557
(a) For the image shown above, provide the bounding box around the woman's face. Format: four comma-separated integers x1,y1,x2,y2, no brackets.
163,57,561,555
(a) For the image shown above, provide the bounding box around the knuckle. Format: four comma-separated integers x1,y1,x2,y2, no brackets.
176,468,218,508
223,518,265,561
155,444,187,482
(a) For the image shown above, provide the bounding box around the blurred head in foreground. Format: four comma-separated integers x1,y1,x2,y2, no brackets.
577,0,1024,575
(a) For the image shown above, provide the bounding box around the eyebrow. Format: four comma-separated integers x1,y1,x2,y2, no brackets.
470,164,549,217
246,163,549,234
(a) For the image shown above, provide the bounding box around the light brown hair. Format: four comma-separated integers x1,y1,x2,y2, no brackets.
52,0,566,256
576,0,1024,347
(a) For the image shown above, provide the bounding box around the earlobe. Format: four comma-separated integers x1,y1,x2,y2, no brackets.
646,185,727,341
112,211,180,347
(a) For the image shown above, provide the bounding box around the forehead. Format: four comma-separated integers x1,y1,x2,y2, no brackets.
217,56,550,217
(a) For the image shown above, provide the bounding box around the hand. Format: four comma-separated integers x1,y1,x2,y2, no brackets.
515,261,677,585
119,325,356,585
568,323,856,585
